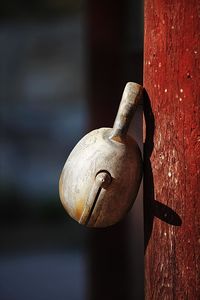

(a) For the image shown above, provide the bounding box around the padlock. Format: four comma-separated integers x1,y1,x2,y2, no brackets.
59,82,143,227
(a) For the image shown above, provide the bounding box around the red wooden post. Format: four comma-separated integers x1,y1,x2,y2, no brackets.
144,0,200,299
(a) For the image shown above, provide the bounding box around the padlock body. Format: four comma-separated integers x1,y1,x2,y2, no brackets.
59,127,142,227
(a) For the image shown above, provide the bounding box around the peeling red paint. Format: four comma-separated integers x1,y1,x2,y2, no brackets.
144,0,200,299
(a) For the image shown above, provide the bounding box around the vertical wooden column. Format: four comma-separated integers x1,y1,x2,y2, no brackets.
144,0,200,299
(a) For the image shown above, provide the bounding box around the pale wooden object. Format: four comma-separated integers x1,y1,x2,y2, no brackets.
59,82,143,227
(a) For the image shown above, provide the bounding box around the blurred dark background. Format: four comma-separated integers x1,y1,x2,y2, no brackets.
0,1,143,299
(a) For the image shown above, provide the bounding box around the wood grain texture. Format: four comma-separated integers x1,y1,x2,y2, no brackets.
59,126,142,227
144,0,200,299
59,82,143,227
112,82,143,138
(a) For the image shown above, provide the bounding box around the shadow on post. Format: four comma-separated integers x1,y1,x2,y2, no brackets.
143,90,182,252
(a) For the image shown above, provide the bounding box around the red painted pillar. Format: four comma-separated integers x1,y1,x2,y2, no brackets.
144,0,200,299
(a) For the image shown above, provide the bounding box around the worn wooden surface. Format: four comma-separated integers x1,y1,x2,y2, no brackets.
144,0,200,299
111,82,143,139
59,83,143,227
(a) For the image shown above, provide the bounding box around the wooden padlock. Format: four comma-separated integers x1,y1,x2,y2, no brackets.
59,82,143,227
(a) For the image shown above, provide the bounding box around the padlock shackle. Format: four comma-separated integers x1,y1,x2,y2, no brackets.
79,171,112,225
110,82,143,141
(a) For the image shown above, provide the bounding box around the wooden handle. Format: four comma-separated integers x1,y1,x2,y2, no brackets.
110,82,143,140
